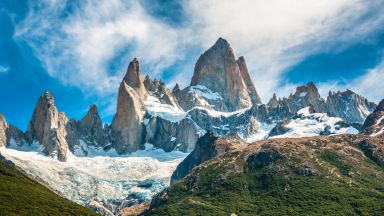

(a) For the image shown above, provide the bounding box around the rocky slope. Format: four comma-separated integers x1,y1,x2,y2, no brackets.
146,134,384,215
361,99,384,136
170,131,246,184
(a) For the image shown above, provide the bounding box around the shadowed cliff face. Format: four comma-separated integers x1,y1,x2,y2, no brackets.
362,99,384,136
171,131,246,184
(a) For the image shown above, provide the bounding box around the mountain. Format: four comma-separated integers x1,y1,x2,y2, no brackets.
326,89,377,123
190,38,252,111
0,38,377,162
26,91,72,161
267,83,376,124
0,156,98,215
361,99,384,136
0,37,381,215
281,82,327,113
110,58,147,153
146,134,384,215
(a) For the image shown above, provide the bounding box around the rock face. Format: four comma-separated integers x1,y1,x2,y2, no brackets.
145,117,199,152
190,38,252,111
326,89,376,123
171,131,245,184
77,104,108,147
123,58,147,99
144,75,179,108
0,113,7,147
26,92,69,161
361,99,384,136
111,81,146,153
237,56,262,105
282,82,326,113
267,93,280,108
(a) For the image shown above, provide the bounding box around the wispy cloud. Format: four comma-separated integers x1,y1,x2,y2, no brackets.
0,65,9,74
14,0,191,97
185,0,384,102
13,0,384,104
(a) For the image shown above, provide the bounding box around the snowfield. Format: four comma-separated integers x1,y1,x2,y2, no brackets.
0,143,187,211
270,107,359,138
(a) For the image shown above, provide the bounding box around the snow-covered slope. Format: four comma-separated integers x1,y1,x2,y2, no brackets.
269,107,359,138
0,143,187,214
145,95,187,123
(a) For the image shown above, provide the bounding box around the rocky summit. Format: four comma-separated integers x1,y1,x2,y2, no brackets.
191,38,252,111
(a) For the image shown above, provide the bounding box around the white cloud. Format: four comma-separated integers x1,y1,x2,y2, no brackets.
0,65,9,74
13,0,384,105
185,0,384,102
14,0,190,97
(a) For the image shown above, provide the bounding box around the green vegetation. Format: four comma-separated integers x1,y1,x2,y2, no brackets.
0,161,99,215
148,146,384,216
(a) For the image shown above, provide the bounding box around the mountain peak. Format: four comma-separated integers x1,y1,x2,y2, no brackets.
376,99,384,112
27,91,69,161
124,58,142,88
190,38,252,111
172,83,180,93
237,56,262,105
214,37,230,48
294,82,320,97
82,104,100,122
123,58,147,98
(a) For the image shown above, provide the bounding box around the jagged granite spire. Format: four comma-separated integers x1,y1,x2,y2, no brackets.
326,89,376,123
123,58,147,99
78,104,107,147
27,91,69,161
282,82,326,113
0,113,7,147
237,56,262,105
267,93,279,108
110,76,146,153
191,38,252,111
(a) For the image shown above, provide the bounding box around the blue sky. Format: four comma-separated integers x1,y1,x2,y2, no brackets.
1,0,384,130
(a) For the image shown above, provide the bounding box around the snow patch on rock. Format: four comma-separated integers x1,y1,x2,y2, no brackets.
271,107,359,138
145,95,187,122
189,85,223,100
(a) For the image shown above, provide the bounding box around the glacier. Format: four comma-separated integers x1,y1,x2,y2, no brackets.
0,142,187,214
